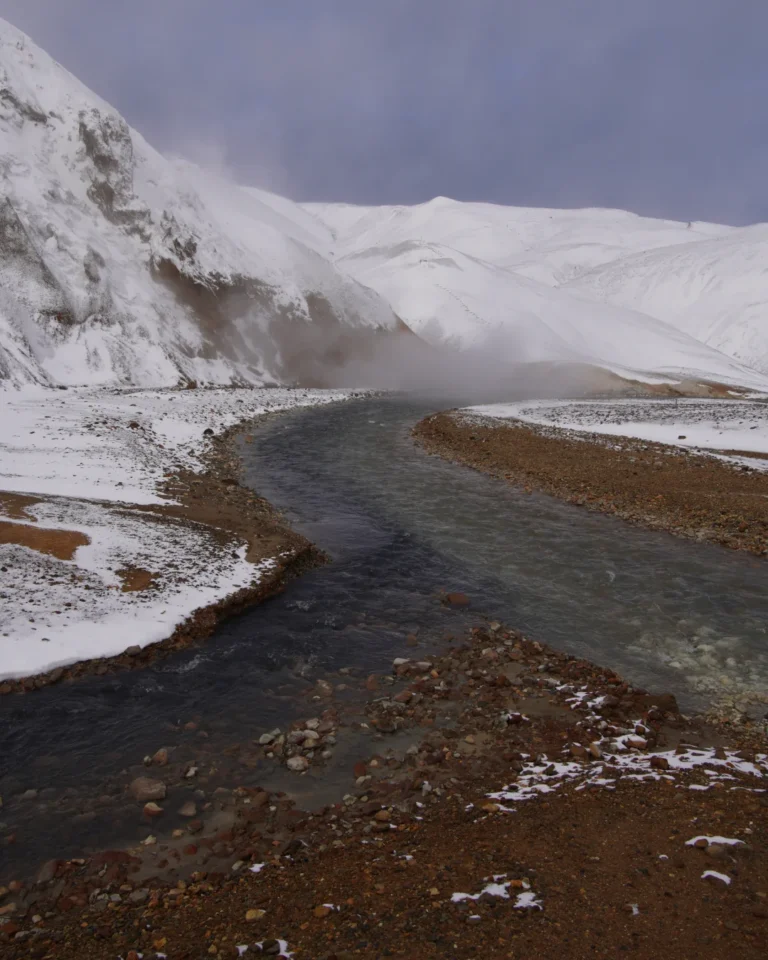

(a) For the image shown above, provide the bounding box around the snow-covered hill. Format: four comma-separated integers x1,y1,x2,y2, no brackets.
307,199,767,389
0,19,403,388
564,225,768,375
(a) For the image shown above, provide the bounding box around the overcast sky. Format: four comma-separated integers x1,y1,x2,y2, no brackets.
1,1,767,225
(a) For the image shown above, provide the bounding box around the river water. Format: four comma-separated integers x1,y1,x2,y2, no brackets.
0,396,766,880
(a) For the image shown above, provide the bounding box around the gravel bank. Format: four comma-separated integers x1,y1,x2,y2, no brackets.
413,409,768,557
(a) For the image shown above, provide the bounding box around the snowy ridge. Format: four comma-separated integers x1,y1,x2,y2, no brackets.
307,199,768,388
0,18,401,389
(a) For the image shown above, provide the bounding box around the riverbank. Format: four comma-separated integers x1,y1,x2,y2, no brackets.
0,387,356,688
413,404,768,558
1,620,765,959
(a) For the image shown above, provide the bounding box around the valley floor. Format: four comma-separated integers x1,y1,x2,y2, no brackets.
413,398,768,559
0,386,354,686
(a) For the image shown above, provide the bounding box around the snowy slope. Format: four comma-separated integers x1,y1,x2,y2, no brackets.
564,225,768,375
0,19,402,388
309,198,730,286
308,200,767,389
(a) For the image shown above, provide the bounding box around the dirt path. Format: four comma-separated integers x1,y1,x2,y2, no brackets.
413,411,768,558
2,621,765,959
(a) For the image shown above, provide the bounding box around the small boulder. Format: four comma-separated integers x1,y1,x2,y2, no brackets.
443,592,470,607
35,860,59,885
129,777,166,803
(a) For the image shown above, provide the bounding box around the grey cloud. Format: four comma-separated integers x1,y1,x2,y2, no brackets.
1,0,767,224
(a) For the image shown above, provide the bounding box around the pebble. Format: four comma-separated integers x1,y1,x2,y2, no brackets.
287,756,309,773
246,908,266,921
143,802,164,818
178,801,197,818
152,747,169,766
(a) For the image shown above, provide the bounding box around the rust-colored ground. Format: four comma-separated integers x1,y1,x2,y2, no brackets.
0,519,89,560
0,492,42,521
413,412,768,557
117,567,159,592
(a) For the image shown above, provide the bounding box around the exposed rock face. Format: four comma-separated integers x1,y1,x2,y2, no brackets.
0,18,406,389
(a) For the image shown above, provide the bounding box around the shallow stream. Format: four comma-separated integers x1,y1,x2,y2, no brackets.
1,396,766,880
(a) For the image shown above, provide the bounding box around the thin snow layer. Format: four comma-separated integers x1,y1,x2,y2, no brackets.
0,499,276,680
0,385,351,678
0,385,350,504
686,836,744,847
487,741,767,810
466,398,768,468
451,875,542,910
308,198,768,388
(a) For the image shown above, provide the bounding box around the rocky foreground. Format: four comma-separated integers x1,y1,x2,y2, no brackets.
413,410,768,558
1,620,766,959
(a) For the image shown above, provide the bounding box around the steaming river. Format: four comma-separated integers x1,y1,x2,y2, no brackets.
1,396,766,879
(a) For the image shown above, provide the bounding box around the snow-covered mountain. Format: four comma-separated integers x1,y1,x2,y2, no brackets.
307,199,768,389
0,19,404,388
1,16,766,392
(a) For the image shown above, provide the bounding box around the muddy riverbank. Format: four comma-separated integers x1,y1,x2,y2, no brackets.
413,410,768,557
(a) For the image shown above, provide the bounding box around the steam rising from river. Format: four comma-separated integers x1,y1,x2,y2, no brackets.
321,327,615,405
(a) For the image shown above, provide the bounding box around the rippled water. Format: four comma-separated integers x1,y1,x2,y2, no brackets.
0,396,766,880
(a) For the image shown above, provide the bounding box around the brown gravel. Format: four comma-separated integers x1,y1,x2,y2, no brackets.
413,411,768,557
3,623,765,960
